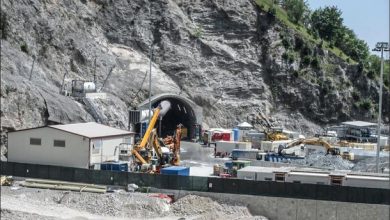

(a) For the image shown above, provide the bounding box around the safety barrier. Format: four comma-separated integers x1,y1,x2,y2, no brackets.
1,161,389,205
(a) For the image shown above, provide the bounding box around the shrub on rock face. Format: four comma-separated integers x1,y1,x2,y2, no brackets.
351,91,360,101
20,43,29,54
359,100,372,111
311,57,320,69
301,56,311,66
0,12,8,39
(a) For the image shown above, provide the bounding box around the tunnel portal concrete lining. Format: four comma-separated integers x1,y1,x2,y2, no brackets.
138,93,203,139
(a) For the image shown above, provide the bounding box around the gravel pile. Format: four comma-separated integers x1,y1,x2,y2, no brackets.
1,185,268,220
1,186,170,219
1,209,56,220
290,153,354,170
57,191,170,218
352,157,390,172
171,195,268,220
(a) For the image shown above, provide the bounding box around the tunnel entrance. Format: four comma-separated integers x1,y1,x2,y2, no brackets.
136,94,202,141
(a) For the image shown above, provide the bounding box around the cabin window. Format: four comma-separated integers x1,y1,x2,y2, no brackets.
92,139,102,154
264,177,272,181
275,173,285,182
330,176,343,186
292,180,301,184
30,138,41,146
53,140,65,147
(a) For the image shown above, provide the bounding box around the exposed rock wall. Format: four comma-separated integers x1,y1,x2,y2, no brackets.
1,0,387,150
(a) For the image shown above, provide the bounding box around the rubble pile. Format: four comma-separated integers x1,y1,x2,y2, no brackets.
1,184,267,220
290,153,355,170
171,195,268,220
352,157,390,172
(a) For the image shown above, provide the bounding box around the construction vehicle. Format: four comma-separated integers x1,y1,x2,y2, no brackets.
162,124,182,166
265,127,289,141
280,138,354,160
249,112,289,141
131,101,182,172
281,138,340,155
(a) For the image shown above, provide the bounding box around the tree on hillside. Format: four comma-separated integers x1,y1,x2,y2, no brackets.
311,6,343,42
336,27,369,62
281,0,310,24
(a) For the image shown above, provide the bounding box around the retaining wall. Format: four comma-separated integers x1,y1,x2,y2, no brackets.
150,188,390,220
1,161,389,206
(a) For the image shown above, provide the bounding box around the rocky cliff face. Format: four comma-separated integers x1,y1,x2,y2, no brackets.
1,0,388,149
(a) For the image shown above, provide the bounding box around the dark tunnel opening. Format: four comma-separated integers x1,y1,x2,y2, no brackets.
136,98,198,140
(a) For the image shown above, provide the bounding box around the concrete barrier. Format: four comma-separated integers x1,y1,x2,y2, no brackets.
150,188,390,220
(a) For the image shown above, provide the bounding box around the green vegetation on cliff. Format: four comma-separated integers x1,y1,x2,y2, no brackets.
256,0,388,89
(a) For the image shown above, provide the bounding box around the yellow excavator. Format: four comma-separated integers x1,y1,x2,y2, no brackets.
132,101,182,172
252,112,289,141
283,138,340,155
280,138,353,160
265,128,289,141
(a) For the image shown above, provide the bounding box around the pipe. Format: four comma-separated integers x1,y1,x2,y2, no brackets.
21,182,106,193
25,179,107,189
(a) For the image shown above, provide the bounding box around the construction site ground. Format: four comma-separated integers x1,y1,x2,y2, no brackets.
0,181,267,220
1,142,389,220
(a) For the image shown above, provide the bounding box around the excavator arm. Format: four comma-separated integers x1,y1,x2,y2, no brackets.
283,138,339,155
150,129,163,159
171,124,182,166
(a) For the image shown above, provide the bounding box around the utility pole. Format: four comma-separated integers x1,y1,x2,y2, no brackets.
149,46,153,124
372,42,389,173
148,3,153,124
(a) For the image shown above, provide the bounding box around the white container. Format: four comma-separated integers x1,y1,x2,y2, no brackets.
83,82,96,93
285,172,330,185
216,141,252,154
343,175,389,189
261,140,292,152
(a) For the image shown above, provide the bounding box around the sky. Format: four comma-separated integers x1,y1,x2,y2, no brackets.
306,0,389,55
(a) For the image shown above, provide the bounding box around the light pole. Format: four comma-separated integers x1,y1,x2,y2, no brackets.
372,42,389,173
148,2,153,125
148,44,153,124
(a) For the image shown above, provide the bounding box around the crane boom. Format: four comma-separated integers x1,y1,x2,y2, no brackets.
139,107,161,149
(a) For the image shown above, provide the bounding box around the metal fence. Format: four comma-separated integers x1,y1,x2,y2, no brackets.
1,161,389,205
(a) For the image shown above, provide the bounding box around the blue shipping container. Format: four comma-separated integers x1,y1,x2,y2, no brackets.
100,162,128,172
225,161,233,170
160,166,190,176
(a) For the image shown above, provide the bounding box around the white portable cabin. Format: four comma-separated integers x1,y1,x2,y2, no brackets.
285,171,331,185
261,140,293,152
343,174,390,189
237,166,293,182
7,122,135,169
216,141,252,154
